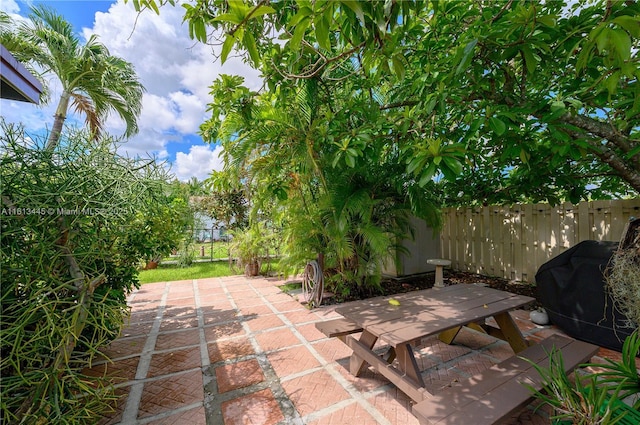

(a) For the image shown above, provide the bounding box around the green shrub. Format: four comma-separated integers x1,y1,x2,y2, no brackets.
0,122,169,423
525,330,640,424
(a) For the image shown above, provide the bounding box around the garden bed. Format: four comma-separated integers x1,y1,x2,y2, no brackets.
381,271,538,306
295,270,540,308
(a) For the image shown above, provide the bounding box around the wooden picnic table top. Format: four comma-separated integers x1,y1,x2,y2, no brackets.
335,283,535,348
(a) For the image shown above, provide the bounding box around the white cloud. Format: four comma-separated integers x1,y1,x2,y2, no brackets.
0,0,20,14
2,0,262,182
173,144,224,181
86,1,261,179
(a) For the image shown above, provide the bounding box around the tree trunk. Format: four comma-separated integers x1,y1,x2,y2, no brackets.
46,91,71,151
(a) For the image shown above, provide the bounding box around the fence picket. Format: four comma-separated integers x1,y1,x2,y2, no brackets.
441,199,640,282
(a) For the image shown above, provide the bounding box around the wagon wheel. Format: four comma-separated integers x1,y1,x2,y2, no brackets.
302,260,324,308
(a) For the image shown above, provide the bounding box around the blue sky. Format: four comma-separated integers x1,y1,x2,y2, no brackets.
1,0,262,181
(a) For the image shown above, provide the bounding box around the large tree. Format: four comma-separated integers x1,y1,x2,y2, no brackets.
130,0,638,203
201,72,441,295
1,6,144,150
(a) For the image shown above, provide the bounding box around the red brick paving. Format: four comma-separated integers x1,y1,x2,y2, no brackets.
311,338,353,363
101,335,146,357
96,277,616,425
281,370,351,416
208,337,255,363
254,328,300,352
155,329,200,350
144,406,207,425
295,323,328,342
215,359,265,393
283,310,317,324
204,321,245,342
147,347,201,378
202,309,239,325
221,388,285,425
267,346,322,378
307,402,380,425
368,387,421,425
120,320,154,337
245,314,286,332
159,315,199,332
162,306,197,318
83,356,140,382
334,360,390,393
138,370,204,418
238,304,274,316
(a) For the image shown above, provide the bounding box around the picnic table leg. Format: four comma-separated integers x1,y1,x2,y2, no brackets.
396,343,425,387
438,326,462,344
350,330,378,376
383,347,396,364
493,312,529,353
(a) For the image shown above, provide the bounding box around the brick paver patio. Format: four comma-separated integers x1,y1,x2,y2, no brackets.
92,276,624,425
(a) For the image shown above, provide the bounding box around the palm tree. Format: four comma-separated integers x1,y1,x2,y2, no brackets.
1,6,144,150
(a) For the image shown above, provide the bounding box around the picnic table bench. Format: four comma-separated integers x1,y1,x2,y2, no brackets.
412,334,598,424
316,284,599,424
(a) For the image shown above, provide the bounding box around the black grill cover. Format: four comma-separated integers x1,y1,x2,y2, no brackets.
535,240,634,351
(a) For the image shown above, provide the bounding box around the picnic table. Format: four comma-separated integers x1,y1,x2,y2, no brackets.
316,283,600,424
320,284,535,402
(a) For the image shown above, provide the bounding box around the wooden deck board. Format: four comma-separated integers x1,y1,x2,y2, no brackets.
374,297,532,347
315,318,362,338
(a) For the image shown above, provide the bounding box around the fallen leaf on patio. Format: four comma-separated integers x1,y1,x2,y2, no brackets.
388,298,401,306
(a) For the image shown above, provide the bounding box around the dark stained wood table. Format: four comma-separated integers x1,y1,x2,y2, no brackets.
334,283,535,402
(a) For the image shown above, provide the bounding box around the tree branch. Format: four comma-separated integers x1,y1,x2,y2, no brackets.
559,113,637,156
227,0,269,37
562,126,640,192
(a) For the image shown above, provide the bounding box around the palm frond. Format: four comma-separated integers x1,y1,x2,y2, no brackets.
70,94,101,140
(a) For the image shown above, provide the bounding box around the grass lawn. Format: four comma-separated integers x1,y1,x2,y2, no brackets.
138,259,283,284
138,261,234,284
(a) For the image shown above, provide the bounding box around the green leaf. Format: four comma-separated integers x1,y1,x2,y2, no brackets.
575,40,593,73
521,46,537,75
537,14,556,27
191,19,207,43
244,32,260,67
274,187,288,201
613,15,640,38
332,154,341,168
489,117,507,136
456,39,477,76
345,154,356,168
423,94,437,115
315,15,331,50
604,70,621,95
550,100,565,112
442,156,463,175
596,27,611,54
418,163,437,187
341,1,365,24
213,13,243,24
289,7,313,26
249,5,276,19
609,29,631,61
220,35,235,64
519,148,530,164
290,17,310,51
391,55,405,79
407,156,425,174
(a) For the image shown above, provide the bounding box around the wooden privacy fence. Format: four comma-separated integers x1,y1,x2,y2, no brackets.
440,199,640,283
